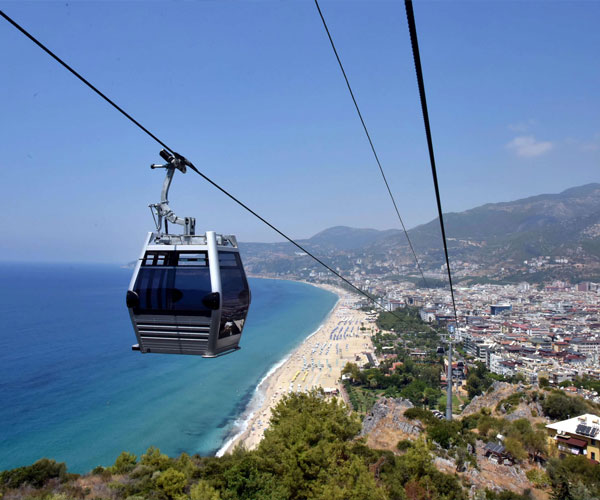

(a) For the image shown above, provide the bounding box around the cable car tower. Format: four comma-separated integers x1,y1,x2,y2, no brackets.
126,150,251,357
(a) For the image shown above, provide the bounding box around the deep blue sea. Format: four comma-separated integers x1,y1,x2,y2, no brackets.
0,263,337,473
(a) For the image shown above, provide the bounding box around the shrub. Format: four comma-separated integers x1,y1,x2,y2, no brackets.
525,468,549,488
0,458,69,489
403,407,437,425
504,437,527,462
140,446,171,472
397,439,413,451
112,451,138,474
190,480,221,500
155,468,187,499
541,392,588,420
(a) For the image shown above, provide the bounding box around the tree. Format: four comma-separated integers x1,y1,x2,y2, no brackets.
541,392,588,421
140,446,171,472
0,458,69,490
504,437,527,463
342,362,363,384
155,467,187,499
538,376,550,388
546,455,600,500
112,451,137,474
466,373,484,398
190,480,221,500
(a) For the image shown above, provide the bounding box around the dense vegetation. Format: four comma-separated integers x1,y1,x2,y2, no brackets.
342,358,443,411
0,392,474,500
376,307,437,335
541,391,590,421
338,306,447,412
464,362,525,399
545,455,600,500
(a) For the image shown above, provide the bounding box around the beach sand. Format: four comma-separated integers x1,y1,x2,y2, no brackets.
218,284,375,455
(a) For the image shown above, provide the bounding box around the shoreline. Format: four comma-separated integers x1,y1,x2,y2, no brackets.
217,280,373,456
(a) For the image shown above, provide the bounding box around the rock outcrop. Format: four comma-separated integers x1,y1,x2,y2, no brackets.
360,397,421,451
461,382,516,416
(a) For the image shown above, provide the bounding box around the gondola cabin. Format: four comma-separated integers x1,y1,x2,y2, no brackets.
126,230,251,357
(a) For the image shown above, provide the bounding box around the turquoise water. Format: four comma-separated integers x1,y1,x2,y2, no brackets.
0,264,337,473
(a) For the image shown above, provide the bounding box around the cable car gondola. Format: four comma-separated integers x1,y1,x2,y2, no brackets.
126,150,251,357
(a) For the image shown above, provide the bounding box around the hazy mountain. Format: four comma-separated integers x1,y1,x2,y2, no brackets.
402,182,600,262
241,183,600,281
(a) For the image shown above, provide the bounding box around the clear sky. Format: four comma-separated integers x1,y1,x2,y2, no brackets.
1,0,599,263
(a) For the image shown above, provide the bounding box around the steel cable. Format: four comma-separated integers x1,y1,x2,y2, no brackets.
1,8,403,320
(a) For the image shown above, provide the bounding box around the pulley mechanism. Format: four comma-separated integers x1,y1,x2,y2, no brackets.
149,149,196,237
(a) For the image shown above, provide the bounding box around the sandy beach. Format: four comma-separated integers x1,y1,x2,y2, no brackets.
218,283,376,455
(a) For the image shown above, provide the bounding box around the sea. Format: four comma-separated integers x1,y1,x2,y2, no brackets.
0,263,338,473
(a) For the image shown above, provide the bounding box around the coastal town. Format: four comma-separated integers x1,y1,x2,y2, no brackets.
369,277,600,399
211,266,600,499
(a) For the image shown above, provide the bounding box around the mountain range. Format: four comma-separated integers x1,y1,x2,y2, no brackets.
240,183,600,284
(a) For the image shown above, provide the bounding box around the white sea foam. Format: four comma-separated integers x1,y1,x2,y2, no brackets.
216,289,340,457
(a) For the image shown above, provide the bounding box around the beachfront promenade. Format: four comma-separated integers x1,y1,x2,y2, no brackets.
220,285,375,454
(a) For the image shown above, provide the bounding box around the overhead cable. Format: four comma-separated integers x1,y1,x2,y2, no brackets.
0,9,402,319
314,0,428,288
403,0,458,326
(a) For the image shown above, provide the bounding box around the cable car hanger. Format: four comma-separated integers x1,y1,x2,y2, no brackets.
149,149,196,238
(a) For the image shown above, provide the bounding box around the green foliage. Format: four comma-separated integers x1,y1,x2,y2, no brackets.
466,362,495,398
343,357,443,408
404,408,476,468
541,392,589,421
546,455,600,500
379,439,467,500
526,468,550,488
250,391,384,500
155,468,187,499
570,375,600,394
538,376,550,388
0,393,474,500
403,407,438,425
396,439,413,451
172,453,197,479
190,479,221,500
496,392,526,414
470,413,546,460
140,446,172,472
343,379,381,414
427,419,468,450
0,458,70,490
112,451,138,474
504,437,527,462
376,307,432,333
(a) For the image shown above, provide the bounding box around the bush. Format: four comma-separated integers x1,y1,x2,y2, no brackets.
403,407,437,425
541,392,588,420
112,451,138,474
190,480,221,500
525,468,549,488
397,439,413,451
0,458,69,489
538,377,550,388
140,446,171,472
427,420,462,449
155,468,187,499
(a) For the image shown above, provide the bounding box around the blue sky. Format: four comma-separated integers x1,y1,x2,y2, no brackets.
1,0,599,262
